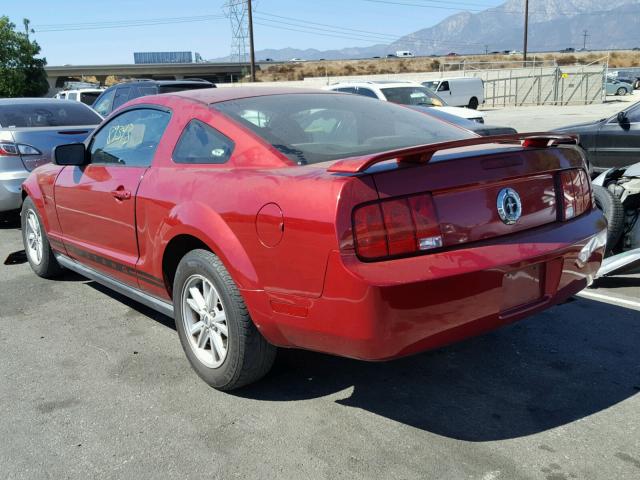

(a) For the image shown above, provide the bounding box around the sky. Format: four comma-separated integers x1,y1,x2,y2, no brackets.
4,0,503,65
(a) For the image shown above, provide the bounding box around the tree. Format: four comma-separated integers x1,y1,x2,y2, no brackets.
0,16,49,97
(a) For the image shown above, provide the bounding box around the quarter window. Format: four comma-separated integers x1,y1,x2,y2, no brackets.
173,119,234,164
89,108,170,167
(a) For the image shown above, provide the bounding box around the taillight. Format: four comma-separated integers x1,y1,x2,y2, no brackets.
353,193,442,260
558,168,591,221
0,142,42,156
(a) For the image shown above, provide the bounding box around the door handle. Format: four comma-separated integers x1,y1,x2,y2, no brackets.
111,187,131,200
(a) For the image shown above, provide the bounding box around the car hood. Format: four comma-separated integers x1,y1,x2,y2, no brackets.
436,106,484,120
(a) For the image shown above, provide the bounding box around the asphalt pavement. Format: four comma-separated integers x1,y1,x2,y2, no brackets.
483,92,638,132
1,212,639,479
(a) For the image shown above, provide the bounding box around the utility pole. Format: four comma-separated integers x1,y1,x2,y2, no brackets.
582,30,590,50
248,0,256,82
523,0,529,61
485,45,489,56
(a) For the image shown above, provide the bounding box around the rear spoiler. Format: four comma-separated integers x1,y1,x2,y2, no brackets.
327,133,578,174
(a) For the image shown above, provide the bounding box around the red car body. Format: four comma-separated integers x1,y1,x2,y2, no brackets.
22,88,606,363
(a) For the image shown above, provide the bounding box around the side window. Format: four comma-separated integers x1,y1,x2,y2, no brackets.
336,87,357,94
92,89,115,116
67,92,78,101
356,88,378,98
89,108,170,167
58,92,66,99
173,119,234,164
127,87,142,101
627,106,640,123
111,86,132,111
438,81,450,92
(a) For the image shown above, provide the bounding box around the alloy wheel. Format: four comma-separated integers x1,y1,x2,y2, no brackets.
181,274,229,368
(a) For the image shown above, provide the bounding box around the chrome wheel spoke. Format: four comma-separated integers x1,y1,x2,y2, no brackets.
197,328,209,348
25,211,43,266
214,319,228,337
190,320,205,335
181,274,229,369
210,331,225,360
188,287,206,312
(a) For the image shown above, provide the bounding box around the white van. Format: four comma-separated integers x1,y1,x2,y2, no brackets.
422,77,484,109
395,50,415,58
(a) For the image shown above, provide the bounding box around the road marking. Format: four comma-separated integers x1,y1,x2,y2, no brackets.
577,290,640,311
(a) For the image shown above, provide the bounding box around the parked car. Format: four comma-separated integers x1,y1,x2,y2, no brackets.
0,98,100,216
590,163,640,277
395,50,414,58
561,47,576,53
21,87,605,389
54,88,105,106
555,101,640,174
605,79,633,96
91,79,215,117
409,105,517,136
422,77,485,109
324,81,486,122
611,71,640,89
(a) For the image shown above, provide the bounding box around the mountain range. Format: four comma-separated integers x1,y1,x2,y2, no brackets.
214,0,640,61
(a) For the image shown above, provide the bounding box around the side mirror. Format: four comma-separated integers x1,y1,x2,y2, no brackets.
54,143,88,166
617,111,627,123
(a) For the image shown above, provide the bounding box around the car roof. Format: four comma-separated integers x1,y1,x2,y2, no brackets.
0,98,87,106
167,86,334,104
328,81,422,88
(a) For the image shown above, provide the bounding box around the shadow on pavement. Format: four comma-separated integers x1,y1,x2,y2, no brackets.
63,276,640,442
236,299,640,442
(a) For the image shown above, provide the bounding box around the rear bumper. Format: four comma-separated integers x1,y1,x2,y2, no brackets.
245,209,607,361
0,169,28,212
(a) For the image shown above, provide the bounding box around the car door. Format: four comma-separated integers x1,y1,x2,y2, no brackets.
55,107,171,287
595,104,640,169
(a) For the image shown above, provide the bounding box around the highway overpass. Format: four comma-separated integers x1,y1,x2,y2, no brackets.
45,62,254,91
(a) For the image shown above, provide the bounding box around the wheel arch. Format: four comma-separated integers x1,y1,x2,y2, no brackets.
156,202,260,299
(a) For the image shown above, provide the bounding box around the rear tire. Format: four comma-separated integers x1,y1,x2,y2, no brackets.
616,87,627,96
468,97,479,109
173,249,276,390
593,185,624,254
21,197,63,278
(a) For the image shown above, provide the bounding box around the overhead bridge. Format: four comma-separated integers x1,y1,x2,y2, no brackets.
45,62,255,92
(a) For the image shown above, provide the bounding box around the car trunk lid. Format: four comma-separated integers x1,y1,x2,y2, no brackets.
7,126,95,171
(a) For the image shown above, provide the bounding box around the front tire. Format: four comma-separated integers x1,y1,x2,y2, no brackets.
21,197,63,278
468,97,479,109
173,249,276,390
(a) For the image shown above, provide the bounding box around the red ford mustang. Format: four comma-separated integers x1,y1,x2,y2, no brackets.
21,87,607,390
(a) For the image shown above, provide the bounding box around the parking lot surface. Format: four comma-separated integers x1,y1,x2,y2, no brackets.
1,211,639,479
483,93,638,132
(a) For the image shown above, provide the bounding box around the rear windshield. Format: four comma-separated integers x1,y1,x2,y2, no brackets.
80,92,101,105
158,83,213,94
213,93,472,165
0,102,102,128
380,86,446,107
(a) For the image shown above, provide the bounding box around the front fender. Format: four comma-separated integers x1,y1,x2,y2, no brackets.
20,165,64,236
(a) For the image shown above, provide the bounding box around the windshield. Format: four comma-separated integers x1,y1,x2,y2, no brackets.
380,86,446,107
422,81,440,91
0,102,102,128
214,93,472,165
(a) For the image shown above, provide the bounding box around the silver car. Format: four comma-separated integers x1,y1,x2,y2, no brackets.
0,98,101,215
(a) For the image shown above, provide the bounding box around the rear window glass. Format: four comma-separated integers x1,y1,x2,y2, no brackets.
381,87,446,107
0,102,102,127
214,93,472,165
158,83,213,94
